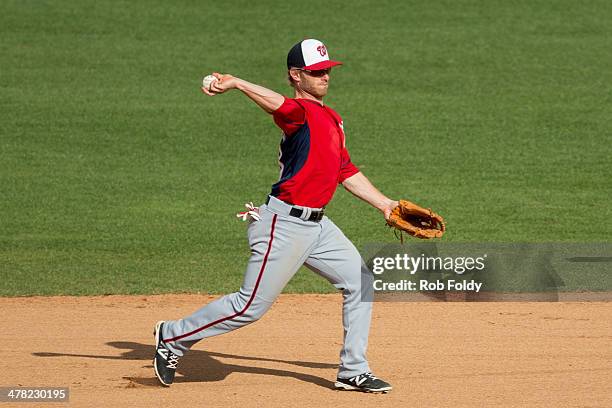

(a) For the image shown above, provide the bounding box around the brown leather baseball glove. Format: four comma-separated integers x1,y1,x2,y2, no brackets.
386,199,446,239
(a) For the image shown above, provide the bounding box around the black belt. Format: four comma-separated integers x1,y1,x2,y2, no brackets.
266,196,325,222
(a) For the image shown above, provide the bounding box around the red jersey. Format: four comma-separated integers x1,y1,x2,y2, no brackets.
271,97,359,208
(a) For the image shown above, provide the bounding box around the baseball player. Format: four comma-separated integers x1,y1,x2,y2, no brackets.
153,39,398,393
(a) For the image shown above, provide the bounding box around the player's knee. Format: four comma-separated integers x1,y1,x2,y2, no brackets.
336,261,374,297
230,292,274,322
230,292,251,312
241,300,272,322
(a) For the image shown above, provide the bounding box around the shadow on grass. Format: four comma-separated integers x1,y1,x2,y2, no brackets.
33,341,337,389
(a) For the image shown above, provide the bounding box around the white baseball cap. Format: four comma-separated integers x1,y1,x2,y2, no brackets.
286,39,343,70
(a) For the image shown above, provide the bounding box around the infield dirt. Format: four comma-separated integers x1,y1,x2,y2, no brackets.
3,294,610,407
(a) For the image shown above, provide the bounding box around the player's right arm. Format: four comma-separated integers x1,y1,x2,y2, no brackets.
202,73,284,114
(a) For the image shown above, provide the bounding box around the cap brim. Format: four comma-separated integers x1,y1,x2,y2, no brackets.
302,60,342,70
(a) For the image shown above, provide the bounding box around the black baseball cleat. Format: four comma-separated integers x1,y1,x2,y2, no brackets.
153,321,180,386
334,372,392,393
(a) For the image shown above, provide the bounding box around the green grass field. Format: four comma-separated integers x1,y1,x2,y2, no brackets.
1,0,611,296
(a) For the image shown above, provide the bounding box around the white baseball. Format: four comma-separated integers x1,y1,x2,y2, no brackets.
202,74,217,91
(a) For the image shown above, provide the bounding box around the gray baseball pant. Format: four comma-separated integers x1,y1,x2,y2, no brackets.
161,195,374,378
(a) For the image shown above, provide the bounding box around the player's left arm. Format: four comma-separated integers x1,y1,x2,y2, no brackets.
342,172,398,220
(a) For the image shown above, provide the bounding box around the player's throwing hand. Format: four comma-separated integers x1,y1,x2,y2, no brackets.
201,72,237,96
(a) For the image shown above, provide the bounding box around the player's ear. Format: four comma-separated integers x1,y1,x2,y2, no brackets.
288,68,301,85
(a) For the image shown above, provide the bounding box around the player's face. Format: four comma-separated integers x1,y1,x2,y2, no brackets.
298,68,331,98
